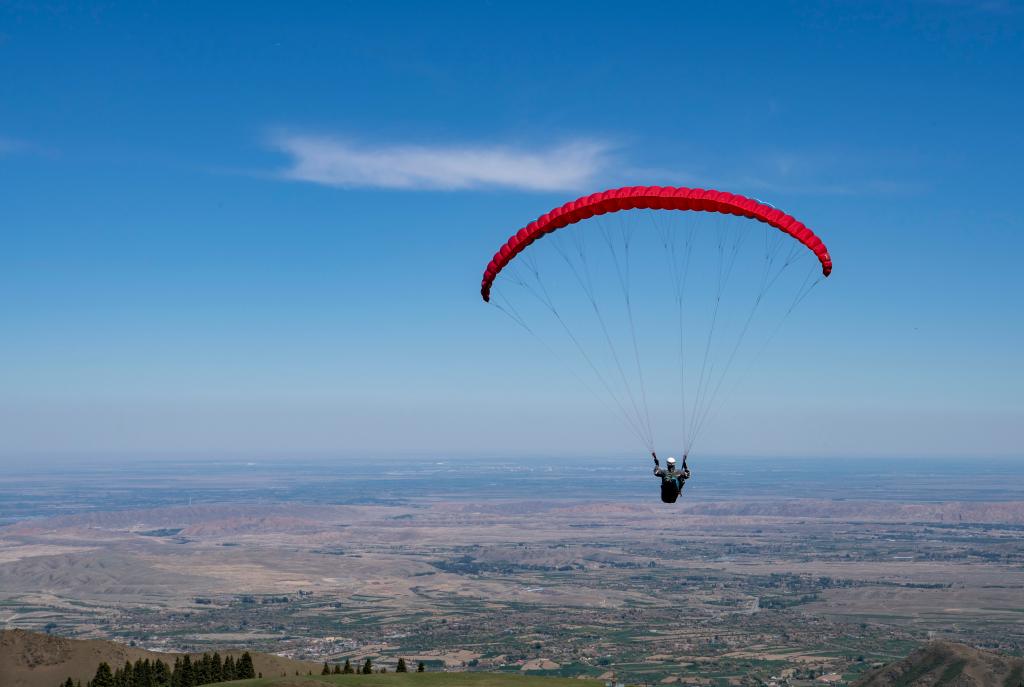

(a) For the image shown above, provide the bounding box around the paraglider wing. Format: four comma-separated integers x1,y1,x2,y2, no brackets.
481,186,831,302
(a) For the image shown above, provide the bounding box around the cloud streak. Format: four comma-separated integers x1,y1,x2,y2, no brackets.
270,135,612,192
0,137,28,156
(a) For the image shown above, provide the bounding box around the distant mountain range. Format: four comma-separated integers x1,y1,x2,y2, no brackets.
0,629,320,687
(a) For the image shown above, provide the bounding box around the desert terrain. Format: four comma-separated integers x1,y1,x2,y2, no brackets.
2,457,1023,685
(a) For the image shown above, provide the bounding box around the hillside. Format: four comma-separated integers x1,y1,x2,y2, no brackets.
0,629,321,687
852,640,1024,687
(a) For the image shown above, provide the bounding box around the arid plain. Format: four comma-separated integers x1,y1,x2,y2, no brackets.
2,457,1023,685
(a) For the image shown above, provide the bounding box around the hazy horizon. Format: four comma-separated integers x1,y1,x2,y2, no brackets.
5,454,1024,529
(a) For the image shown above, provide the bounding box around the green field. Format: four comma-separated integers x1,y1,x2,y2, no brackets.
208,672,604,687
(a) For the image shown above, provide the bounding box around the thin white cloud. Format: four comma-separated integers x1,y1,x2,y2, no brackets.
736,176,925,197
0,137,26,155
0,137,53,158
924,0,1018,15
270,135,613,192
704,150,926,197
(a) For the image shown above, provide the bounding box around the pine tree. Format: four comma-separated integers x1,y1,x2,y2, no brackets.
362,659,373,675
92,663,115,687
123,660,134,687
222,656,235,682
333,664,341,675
211,653,223,684
195,654,209,686
322,662,331,675
343,659,353,674
417,662,425,673
179,656,194,687
64,678,75,687
396,658,407,673
170,658,181,687
237,652,256,680
154,659,170,687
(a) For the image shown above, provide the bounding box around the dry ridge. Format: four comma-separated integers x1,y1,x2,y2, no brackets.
0,629,320,687
853,640,1024,686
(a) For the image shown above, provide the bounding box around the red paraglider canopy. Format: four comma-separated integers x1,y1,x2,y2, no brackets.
481,186,832,302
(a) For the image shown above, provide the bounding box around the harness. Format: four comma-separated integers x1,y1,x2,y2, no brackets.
660,472,683,503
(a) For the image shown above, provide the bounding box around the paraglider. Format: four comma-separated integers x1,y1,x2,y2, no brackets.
480,186,832,503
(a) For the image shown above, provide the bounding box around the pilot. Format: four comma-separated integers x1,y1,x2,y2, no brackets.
652,453,690,503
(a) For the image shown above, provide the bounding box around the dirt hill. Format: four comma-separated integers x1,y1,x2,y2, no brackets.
0,629,321,687
852,640,1024,687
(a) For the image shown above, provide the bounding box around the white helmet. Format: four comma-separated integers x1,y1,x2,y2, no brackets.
666,456,676,467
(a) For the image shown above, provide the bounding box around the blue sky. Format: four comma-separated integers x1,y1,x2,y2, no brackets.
1,1,1021,461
